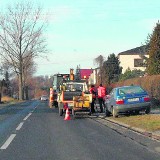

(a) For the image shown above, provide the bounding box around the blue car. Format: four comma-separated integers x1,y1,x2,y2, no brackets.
105,85,151,117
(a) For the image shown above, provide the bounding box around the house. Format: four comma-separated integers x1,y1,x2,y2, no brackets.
79,69,93,80
88,68,99,85
118,45,149,73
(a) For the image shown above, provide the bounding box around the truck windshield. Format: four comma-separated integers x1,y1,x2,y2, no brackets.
66,83,83,91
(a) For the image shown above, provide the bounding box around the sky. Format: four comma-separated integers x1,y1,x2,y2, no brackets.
0,0,160,76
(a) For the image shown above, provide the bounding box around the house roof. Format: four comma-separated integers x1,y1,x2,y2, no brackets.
80,69,93,79
118,45,148,55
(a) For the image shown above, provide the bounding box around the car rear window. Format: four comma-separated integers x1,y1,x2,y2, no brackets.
118,86,145,95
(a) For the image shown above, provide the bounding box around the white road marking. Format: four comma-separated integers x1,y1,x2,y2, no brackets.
16,122,24,131
0,134,16,150
23,113,32,121
0,104,38,150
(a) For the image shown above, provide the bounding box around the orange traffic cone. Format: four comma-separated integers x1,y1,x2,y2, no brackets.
64,108,71,120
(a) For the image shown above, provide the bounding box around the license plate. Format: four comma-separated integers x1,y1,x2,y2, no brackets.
128,98,139,102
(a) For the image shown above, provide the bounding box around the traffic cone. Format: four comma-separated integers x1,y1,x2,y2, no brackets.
64,108,71,120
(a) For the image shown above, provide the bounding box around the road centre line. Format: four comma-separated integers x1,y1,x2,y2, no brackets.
34,103,38,108
0,134,16,150
16,122,24,131
23,113,32,121
31,108,36,112
23,105,38,120
31,109,35,112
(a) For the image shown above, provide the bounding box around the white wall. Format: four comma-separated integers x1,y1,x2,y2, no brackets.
88,69,99,85
119,55,149,73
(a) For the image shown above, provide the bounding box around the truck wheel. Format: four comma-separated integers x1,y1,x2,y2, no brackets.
59,108,63,116
54,101,58,108
49,102,53,109
112,107,118,118
72,109,75,119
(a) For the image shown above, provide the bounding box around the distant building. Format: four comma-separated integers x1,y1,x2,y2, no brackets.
88,68,99,85
118,45,149,73
79,69,93,80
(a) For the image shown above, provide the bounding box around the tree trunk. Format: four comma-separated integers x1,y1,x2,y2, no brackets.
25,86,29,100
18,73,23,100
0,92,1,103
0,81,2,103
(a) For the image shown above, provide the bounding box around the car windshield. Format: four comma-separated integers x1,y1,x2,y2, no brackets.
118,86,145,95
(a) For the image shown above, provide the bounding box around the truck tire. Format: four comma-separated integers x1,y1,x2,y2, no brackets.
54,101,58,108
58,102,63,116
59,108,63,116
72,109,75,119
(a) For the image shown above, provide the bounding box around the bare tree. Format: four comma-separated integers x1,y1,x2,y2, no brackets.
0,2,47,100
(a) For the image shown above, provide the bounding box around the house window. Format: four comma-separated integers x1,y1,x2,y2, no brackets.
134,59,144,67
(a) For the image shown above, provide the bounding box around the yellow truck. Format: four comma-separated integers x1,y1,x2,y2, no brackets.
57,80,92,118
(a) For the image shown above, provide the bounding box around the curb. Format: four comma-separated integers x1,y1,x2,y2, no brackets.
102,117,160,141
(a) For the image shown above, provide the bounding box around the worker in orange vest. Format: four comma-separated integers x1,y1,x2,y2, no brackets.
97,83,106,113
89,84,96,114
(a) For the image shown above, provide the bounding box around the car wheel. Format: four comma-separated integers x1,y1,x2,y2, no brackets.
134,110,140,115
105,108,110,117
145,106,151,114
112,107,118,118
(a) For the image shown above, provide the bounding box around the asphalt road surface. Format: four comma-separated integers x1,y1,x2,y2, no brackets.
0,100,159,160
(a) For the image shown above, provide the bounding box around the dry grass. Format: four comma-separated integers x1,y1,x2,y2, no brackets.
1,96,19,104
2,96,15,102
110,114,160,132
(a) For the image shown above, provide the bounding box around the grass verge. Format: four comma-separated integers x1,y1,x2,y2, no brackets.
1,96,19,103
0,96,24,107
109,114,160,132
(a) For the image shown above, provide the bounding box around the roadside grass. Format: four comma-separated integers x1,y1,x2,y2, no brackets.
110,114,160,132
1,96,20,105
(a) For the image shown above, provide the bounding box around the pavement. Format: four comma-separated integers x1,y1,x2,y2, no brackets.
1,101,160,141
91,108,160,141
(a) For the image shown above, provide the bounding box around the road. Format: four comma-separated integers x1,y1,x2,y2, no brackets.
0,100,159,160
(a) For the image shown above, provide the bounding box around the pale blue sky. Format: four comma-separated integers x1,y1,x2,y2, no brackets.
0,0,160,76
